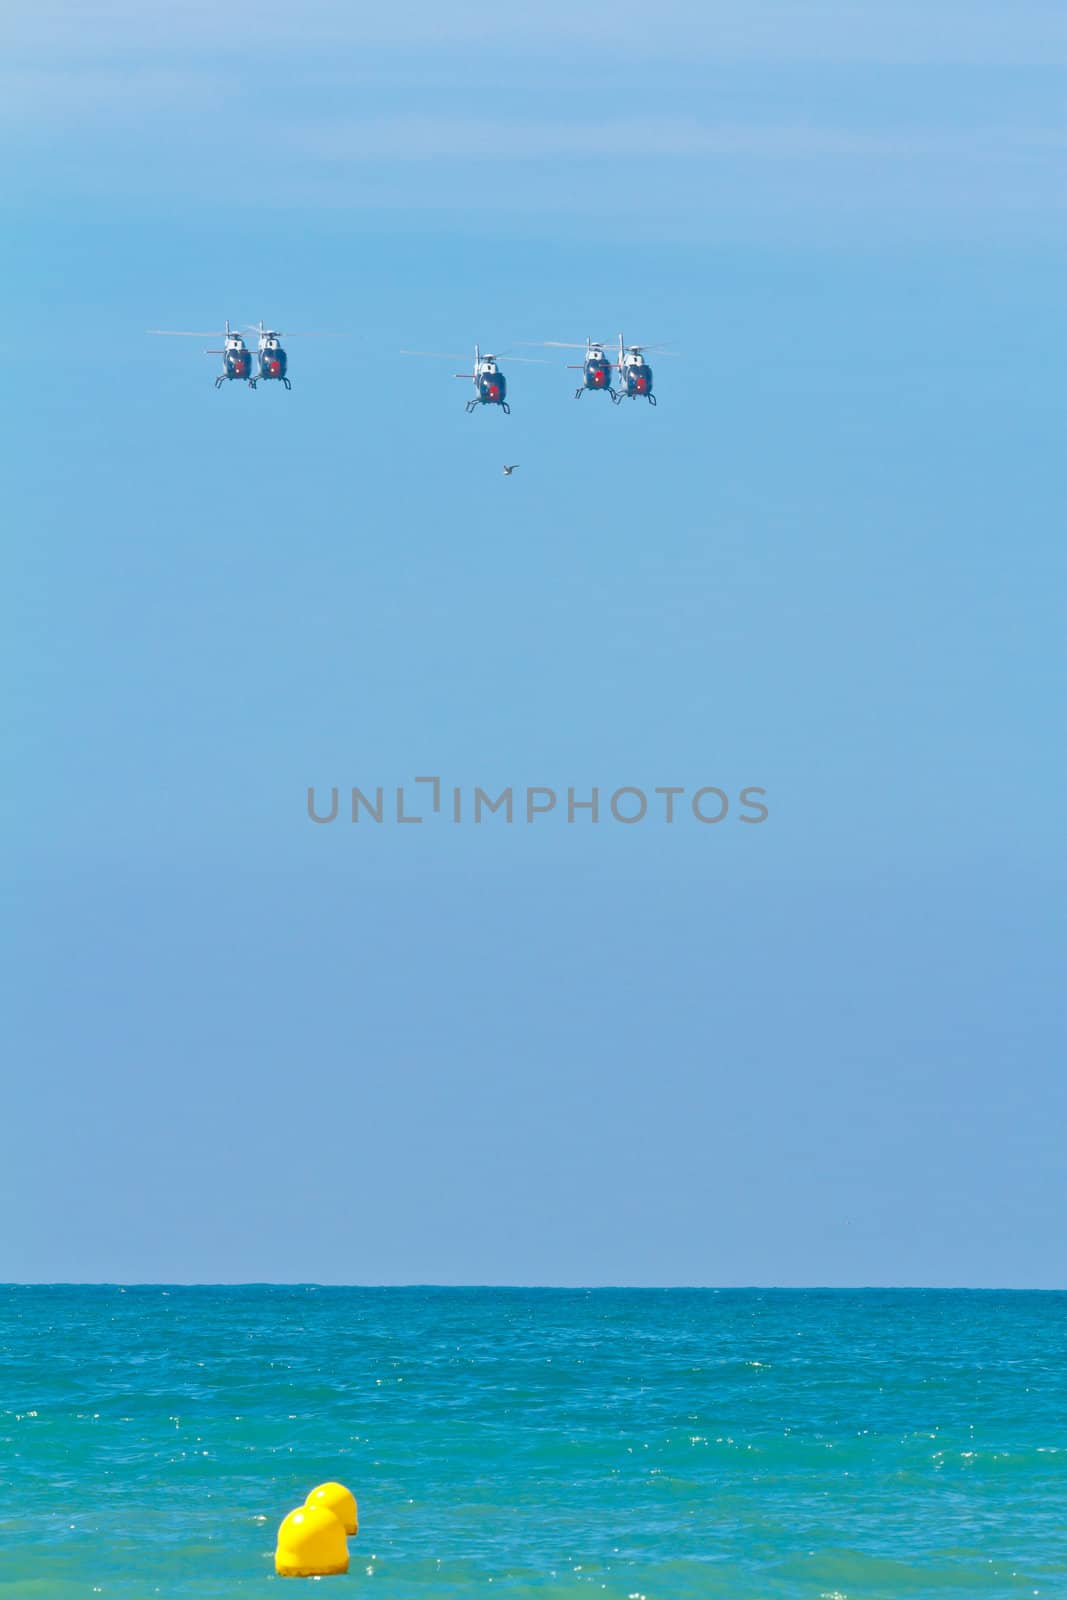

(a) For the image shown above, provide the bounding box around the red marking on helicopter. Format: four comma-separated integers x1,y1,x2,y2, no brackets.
489,384,500,400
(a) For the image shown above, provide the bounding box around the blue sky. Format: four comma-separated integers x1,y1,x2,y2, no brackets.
3,1,1065,1286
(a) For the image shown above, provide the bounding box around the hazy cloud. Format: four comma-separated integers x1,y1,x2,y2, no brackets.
4,0,1067,66
4,2,1066,241
293,116,1067,164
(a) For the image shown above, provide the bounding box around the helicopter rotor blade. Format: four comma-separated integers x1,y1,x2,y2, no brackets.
148,330,233,337
244,327,345,339
401,350,469,360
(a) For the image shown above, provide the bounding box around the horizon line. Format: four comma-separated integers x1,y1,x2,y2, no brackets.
2,1281,1064,1292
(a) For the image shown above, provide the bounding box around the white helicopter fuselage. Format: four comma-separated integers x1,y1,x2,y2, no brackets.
218,330,253,383
616,336,655,402
255,328,290,385
577,340,613,394
467,344,509,411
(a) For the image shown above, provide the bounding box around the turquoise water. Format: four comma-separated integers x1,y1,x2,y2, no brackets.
1,1288,1064,1598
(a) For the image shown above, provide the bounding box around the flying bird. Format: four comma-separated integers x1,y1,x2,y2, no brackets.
502,464,519,476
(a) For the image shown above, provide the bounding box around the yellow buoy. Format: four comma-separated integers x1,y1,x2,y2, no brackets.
305,1481,358,1537
274,1504,349,1578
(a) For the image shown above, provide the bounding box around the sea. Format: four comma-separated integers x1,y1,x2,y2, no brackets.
1,1287,1064,1598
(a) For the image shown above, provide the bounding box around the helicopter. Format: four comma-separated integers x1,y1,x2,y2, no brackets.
244,323,342,388
456,345,511,413
249,322,292,389
614,335,659,405
149,320,257,387
560,339,618,399
521,338,616,399
400,344,546,414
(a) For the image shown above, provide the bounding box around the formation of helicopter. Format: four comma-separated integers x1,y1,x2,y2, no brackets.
528,338,664,405
147,321,334,389
150,322,671,410
401,336,667,412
